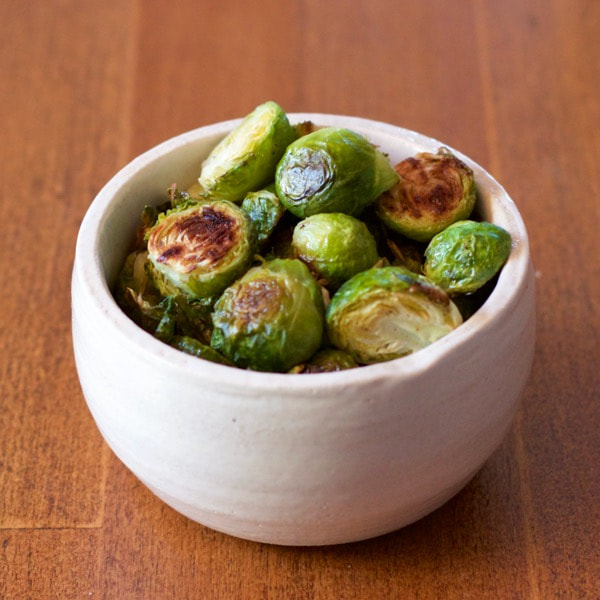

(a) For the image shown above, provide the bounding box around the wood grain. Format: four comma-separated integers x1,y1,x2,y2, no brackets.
1,0,598,598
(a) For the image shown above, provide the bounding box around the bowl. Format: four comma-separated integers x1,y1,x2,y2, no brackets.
71,114,535,546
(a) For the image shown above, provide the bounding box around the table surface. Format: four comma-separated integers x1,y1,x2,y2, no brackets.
1,1,598,598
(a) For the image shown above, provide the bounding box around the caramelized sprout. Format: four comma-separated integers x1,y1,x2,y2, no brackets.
423,220,511,294
198,101,295,202
326,266,462,364
275,127,399,218
147,200,255,300
292,213,378,288
376,148,476,242
210,259,324,372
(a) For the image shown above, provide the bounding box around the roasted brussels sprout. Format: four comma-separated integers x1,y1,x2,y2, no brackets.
376,148,476,242
241,186,286,248
423,220,511,294
326,266,462,364
197,101,295,202
147,200,255,300
275,127,399,218
210,259,325,372
289,348,358,374
292,212,378,288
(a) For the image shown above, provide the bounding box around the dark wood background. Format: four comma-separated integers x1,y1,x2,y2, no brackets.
1,1,598,598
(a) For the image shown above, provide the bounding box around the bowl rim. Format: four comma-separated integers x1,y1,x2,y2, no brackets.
74,113,532,391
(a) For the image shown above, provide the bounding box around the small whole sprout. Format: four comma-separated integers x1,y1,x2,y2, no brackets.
289,348,358,374
376,148,476,242
147,200,255,300
326,266,462,364
197,101,295,202
241,186,286,248
210,259,325,372
292,212,379,288
275,127,399,218
423,220,512,294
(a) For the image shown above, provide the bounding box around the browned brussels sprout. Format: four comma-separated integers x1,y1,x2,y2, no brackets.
210,259,324,372
147,200,255,300
376,148,476,242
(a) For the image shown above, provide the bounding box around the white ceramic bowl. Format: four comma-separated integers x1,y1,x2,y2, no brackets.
72,114,535,546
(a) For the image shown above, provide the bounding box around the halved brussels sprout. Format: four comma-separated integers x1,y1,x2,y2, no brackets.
376,148,476,242
210,259,325,372
292,212,378,288
327,266,462,364
423,220,511,294
275,127,399,218
241,185,286,248
147,200,255,300
197,101,295,202
289,348,357,374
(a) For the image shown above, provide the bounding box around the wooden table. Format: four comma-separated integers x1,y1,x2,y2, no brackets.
1,1,598,597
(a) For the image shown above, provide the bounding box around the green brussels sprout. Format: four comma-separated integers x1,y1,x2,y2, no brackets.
197,101,295,202
241,185,286,248
326,266,462,364
423,220,512,294
275,127,399,218
292,212,379,288
169,335,233,365
289,348,358,374
147,200,255,300
210,259,325,372
376,148,476,242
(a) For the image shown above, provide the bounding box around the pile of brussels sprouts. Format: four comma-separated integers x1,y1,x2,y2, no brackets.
115,101,511,373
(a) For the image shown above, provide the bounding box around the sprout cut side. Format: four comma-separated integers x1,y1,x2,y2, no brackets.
147,200,255,300
423,220,512,294
376,148,476,242
275,127,399,218
198,101,295,202
210,259,325,372
292,212,379,288
327,266,462,364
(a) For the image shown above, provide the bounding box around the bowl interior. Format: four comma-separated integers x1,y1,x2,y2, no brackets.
75,113,531,385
